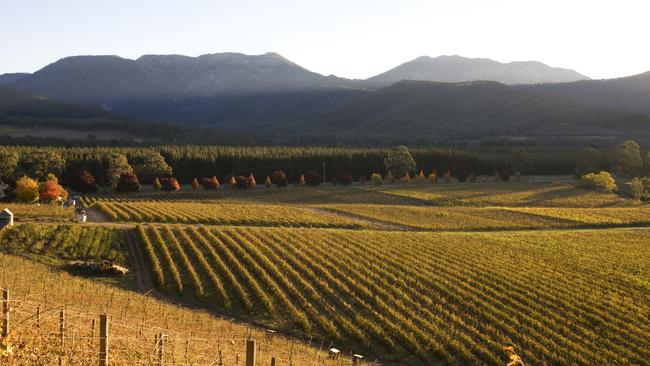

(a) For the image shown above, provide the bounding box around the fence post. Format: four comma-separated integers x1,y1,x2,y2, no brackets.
59,307,65,347
1,289,8,339
99,313,109,366
245,338,256,366
270,357,276,366
36,304,40,330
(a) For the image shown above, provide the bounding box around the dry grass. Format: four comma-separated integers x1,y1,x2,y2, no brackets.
0,253,377,365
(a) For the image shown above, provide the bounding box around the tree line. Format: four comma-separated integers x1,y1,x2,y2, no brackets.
1,142,649,197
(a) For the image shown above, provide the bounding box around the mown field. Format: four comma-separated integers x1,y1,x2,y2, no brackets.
135,224,650,365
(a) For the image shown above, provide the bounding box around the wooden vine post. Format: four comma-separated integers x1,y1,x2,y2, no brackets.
245,338,256,366
99,313,109,366
1,289,8,339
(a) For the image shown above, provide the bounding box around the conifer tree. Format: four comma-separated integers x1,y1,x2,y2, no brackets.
299,174,305,187
265,175,272,188
192,178,200,190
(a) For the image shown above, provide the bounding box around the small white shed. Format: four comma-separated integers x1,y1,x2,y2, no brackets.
0,208,14,228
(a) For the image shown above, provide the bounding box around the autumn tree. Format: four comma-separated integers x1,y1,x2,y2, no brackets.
299,174,306,187
264,175,272,188
304,171,321,186
70,170,98,193
417,170,426,185
160,177,181,192
191,178,200,190
15,176,39,203
115,172,141,193
249,174,257,188
39,178,67,203
272,171,288,187
211,176,221,189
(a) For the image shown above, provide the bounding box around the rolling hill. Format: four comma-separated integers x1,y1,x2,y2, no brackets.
522,71,650,116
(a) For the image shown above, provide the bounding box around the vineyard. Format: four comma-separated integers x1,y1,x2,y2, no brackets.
135,224,650,365
89,200,365,228
1,203,74,222
0,224,127,264
325,204,650,230
374,182,639,207
0,253,369,365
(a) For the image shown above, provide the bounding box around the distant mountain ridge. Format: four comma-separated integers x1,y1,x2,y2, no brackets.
3,52,650,144
368,55,589,85
9,53,342,105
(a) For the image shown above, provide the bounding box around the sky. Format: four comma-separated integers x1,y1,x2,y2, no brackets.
2,0,650,80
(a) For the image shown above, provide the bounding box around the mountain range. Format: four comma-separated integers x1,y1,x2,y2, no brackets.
2,52,650,145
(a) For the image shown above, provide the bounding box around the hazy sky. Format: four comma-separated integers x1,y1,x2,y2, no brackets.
3,0,649,79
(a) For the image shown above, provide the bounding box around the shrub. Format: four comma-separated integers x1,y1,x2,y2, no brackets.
578,171,617,193
370,173,383,186
272,171,288,187
400,172,411,184
300,170,322,187
115,172,141,193
337,173,353,186
70,170,97,193
160,177,181,192
15,176,39,203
